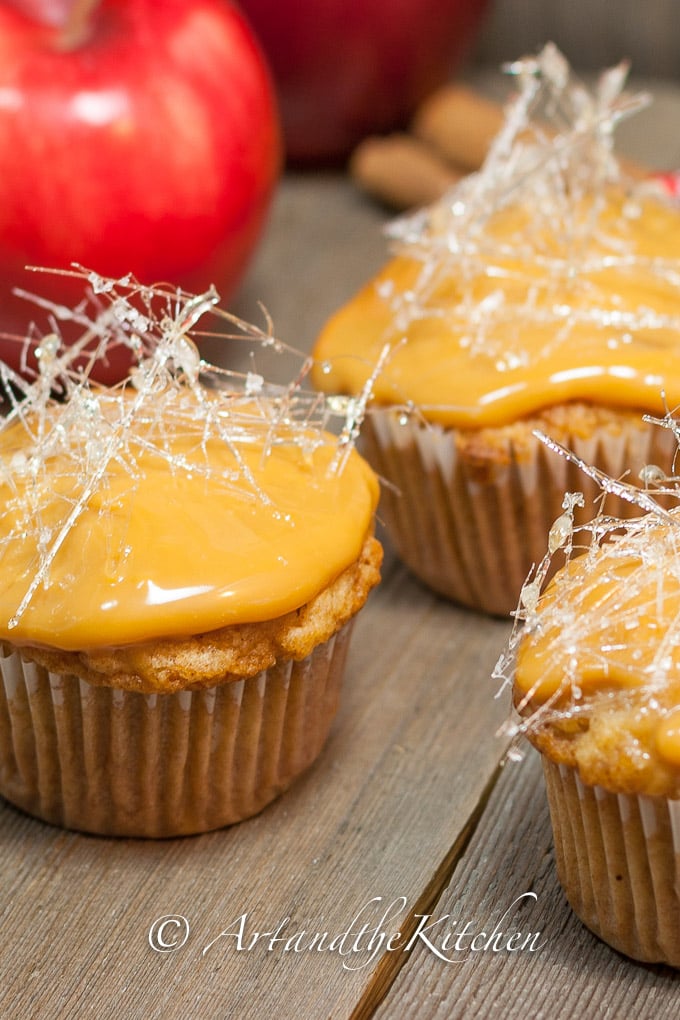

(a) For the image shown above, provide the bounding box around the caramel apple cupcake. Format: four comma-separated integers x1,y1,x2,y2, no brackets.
312,45,680,616
504,435,680,966
0,274,381,837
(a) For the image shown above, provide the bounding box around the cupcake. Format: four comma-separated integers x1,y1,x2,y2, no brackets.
312,45,680,616
505,435,680,966
0,273,381,837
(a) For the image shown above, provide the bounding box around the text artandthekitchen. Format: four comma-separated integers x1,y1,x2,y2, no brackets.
148,893,546,967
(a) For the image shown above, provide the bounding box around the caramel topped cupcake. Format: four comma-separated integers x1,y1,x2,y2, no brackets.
516,512,680,798
312,45,680,615
503,433,680,966
0,273,381,836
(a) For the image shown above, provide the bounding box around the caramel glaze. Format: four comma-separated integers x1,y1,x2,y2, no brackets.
313,189,680,428
0,413,379,651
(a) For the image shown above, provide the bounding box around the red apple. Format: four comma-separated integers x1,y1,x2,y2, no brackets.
239,0,490,164
0,0,281,380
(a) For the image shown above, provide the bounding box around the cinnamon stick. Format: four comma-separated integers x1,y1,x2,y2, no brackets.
411,84,505,174
349,133,462,210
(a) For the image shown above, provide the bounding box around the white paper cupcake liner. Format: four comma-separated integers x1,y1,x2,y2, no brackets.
0,623,353,838
542,757,680,966
361,408,675,616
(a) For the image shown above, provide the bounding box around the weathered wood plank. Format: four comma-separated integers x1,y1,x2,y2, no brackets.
371,748,679,1020
220,173,389,362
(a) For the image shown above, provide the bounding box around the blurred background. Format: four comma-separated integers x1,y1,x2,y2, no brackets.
475,0,679,76
237,0,680,170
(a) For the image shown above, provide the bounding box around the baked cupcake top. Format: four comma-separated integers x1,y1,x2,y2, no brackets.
503,428,680,798
313,46,680,429
0,272,380,654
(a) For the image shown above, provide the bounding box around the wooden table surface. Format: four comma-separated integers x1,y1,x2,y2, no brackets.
2,71,680,1019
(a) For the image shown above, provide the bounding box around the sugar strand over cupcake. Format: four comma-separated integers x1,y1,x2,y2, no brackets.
382,44,677,375
494,413,680,750
0,267,378,629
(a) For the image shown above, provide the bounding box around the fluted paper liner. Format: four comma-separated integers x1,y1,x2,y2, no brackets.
0,624,353,838
361,410,675,617
542,758,680,966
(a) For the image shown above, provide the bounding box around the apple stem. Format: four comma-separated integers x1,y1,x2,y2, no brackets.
56,0,100,49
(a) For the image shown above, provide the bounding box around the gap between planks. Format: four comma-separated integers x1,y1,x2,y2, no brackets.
350,759,508,1019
